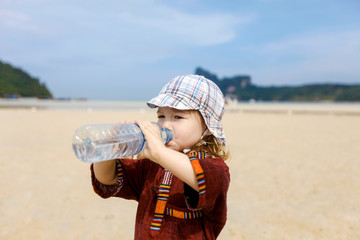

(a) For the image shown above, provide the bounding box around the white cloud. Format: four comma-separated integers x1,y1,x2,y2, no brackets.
0,0,246,45
113,6,245,46
263,30,360,59
0,0,249,68
250,30,360,85
0,9,40,34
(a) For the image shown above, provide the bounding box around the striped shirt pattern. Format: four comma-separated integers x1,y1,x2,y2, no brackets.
116,160,123,186
150,170,173,235
166,207,202,219
188,151,206,195
112,160,124,196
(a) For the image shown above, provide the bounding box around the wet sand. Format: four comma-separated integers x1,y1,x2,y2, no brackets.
0,106,359,239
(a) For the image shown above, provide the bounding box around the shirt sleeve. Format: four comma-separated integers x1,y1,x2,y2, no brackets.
91,158,156,201
90,159,124,198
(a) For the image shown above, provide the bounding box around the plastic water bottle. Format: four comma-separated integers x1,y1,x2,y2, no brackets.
72,122,172,163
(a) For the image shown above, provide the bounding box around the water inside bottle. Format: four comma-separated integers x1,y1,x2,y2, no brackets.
72,137,144,163
72,122,172,163
72,123,144,162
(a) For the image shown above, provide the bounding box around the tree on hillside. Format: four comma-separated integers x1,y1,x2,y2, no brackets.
0,60,52,98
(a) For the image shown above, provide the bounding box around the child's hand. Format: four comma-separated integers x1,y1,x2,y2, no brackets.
135,120,166,162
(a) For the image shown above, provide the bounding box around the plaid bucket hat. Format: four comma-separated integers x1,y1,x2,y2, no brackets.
147,74,226,144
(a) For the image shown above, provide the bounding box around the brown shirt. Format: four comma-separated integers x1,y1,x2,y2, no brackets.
91,151,230,239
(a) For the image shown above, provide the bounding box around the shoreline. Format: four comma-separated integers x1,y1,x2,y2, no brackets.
1,99,360,116
226,104,360,116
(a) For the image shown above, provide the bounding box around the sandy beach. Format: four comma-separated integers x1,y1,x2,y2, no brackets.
0,105,359,239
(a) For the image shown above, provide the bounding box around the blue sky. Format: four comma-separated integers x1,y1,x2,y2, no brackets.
1,0,359,100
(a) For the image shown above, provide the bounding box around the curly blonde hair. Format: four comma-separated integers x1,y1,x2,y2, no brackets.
192,135,231,161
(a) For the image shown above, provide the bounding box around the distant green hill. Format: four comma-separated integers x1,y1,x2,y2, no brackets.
195,67,360,101
0,60,52,98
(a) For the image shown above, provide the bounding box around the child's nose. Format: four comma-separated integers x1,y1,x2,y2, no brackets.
161,120,172,130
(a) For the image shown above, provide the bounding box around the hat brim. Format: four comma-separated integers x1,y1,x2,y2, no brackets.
147,93,197,110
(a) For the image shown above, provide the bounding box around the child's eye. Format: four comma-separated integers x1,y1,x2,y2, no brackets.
174,115,183,119
157,115,165,119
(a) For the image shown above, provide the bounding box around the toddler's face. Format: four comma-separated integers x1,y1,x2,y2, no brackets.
157,107,207,152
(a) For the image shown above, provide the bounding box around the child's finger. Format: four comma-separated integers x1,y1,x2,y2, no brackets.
118,120,132,124
135,121,161,144
135,120,149,137
135,120,150,131
136,120,159,136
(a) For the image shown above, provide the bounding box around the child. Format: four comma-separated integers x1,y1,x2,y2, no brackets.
92,75,230,239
